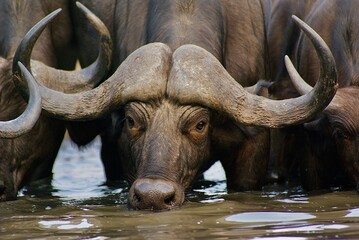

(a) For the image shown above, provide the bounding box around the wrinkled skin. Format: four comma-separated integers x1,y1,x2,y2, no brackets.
268,0,359,190
0,0,74,200
70,0,272,210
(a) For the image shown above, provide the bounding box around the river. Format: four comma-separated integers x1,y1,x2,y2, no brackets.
1,137,359,239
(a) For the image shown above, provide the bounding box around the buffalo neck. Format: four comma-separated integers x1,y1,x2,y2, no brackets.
114,0,225,65
146,0,225,61
113,0,268,87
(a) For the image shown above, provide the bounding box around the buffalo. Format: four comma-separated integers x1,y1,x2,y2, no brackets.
15,0,337,210
0,1,111,201
268,0,359,190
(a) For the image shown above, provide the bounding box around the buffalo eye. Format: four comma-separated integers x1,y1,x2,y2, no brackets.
126,116,135,129
126,115,143,131
195,121,207,132
182,108,210,143
333,128,349,140
125,113,145,140
186,119,209,143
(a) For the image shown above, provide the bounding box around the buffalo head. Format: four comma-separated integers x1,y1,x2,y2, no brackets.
15,15,337,210
290,60,359,190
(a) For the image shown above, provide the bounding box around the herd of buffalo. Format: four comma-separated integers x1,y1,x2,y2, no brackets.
0,0,357,210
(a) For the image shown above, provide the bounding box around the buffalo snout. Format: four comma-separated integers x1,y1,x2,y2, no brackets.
128,178,184,210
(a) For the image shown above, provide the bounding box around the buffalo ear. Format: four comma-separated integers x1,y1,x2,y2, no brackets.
245,80,273,97
303,114,328,132
211,117,246,149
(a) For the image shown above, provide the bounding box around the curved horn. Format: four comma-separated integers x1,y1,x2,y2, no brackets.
17,43,171,120
285,55,313,95
12,2,112,94
167,16,337,128
0,62,41,138
287,52,345,115
286,15,339,113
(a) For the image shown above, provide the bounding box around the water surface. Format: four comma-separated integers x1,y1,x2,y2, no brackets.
1,138,359,239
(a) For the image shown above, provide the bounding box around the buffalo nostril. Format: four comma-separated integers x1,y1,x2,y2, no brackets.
164,194,175,206
132,192,141,205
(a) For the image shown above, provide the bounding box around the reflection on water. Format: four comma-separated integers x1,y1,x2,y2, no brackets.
1,137,359,239
52,137,108,200
39,218,94,229
225,212,316,223
345,208,359,218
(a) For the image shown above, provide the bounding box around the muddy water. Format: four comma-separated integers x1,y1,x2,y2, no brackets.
1,138,359,239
